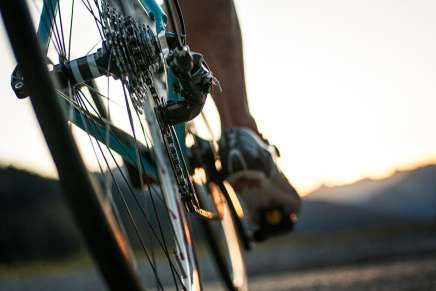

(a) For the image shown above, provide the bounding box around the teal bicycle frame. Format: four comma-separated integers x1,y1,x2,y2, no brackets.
36,0,185,180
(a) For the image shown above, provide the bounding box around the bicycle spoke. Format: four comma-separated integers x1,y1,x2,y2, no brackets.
56,0,67,57
29,1,200,289
120,79,186,289
67,0,75,60
74,89,167,288
73,86,185,289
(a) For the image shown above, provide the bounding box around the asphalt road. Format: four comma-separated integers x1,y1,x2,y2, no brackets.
2,254,436,290
246,255,436,291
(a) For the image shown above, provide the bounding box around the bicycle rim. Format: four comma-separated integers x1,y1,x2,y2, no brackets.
197,182,248,291
2,0,202,290
189,109,248,291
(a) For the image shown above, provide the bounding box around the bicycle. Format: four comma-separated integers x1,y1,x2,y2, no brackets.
0,0,251,290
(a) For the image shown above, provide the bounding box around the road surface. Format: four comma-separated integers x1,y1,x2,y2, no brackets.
2,254,436,290
246,255,436,291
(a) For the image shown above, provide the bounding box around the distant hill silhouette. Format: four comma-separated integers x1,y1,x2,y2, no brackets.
303,164,436,230
306,172,408,204
367,165,436,221
295,200,404,233
0,166,82,262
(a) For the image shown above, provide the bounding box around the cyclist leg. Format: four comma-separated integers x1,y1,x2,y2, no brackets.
183,0,257,133
183,0,301,241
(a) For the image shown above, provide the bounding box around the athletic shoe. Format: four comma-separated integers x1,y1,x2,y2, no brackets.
218,128,301,241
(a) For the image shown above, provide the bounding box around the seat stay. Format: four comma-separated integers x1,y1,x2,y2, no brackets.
138,0,167,33
37,0,58,54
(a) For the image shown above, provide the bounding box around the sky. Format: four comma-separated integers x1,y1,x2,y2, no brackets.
0,0,436,195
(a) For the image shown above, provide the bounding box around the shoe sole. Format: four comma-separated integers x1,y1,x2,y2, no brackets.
227,170,298,241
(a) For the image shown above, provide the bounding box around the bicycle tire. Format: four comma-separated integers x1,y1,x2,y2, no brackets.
197,181,248,291
1,1,202,290
188,110,248,291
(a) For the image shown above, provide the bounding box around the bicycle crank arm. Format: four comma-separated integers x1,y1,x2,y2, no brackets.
191,204,218,220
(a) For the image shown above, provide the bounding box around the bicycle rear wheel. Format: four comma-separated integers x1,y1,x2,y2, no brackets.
197,181,248,291
188,108,248,291
1,0,202,290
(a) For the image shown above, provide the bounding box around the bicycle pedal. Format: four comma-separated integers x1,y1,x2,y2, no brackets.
193,206,218,220
253,206,297,242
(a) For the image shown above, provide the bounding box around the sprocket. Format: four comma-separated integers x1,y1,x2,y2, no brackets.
101,2,162,113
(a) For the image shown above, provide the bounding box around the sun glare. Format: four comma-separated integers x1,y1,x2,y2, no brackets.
1,1,436,196
235,0,436,194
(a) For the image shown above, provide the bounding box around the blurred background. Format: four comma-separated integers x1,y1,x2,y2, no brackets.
1,0,436,290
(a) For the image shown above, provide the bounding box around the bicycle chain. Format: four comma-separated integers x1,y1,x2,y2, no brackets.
100,2,197,210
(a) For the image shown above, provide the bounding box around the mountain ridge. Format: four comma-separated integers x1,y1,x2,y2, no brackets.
303,164,436,222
